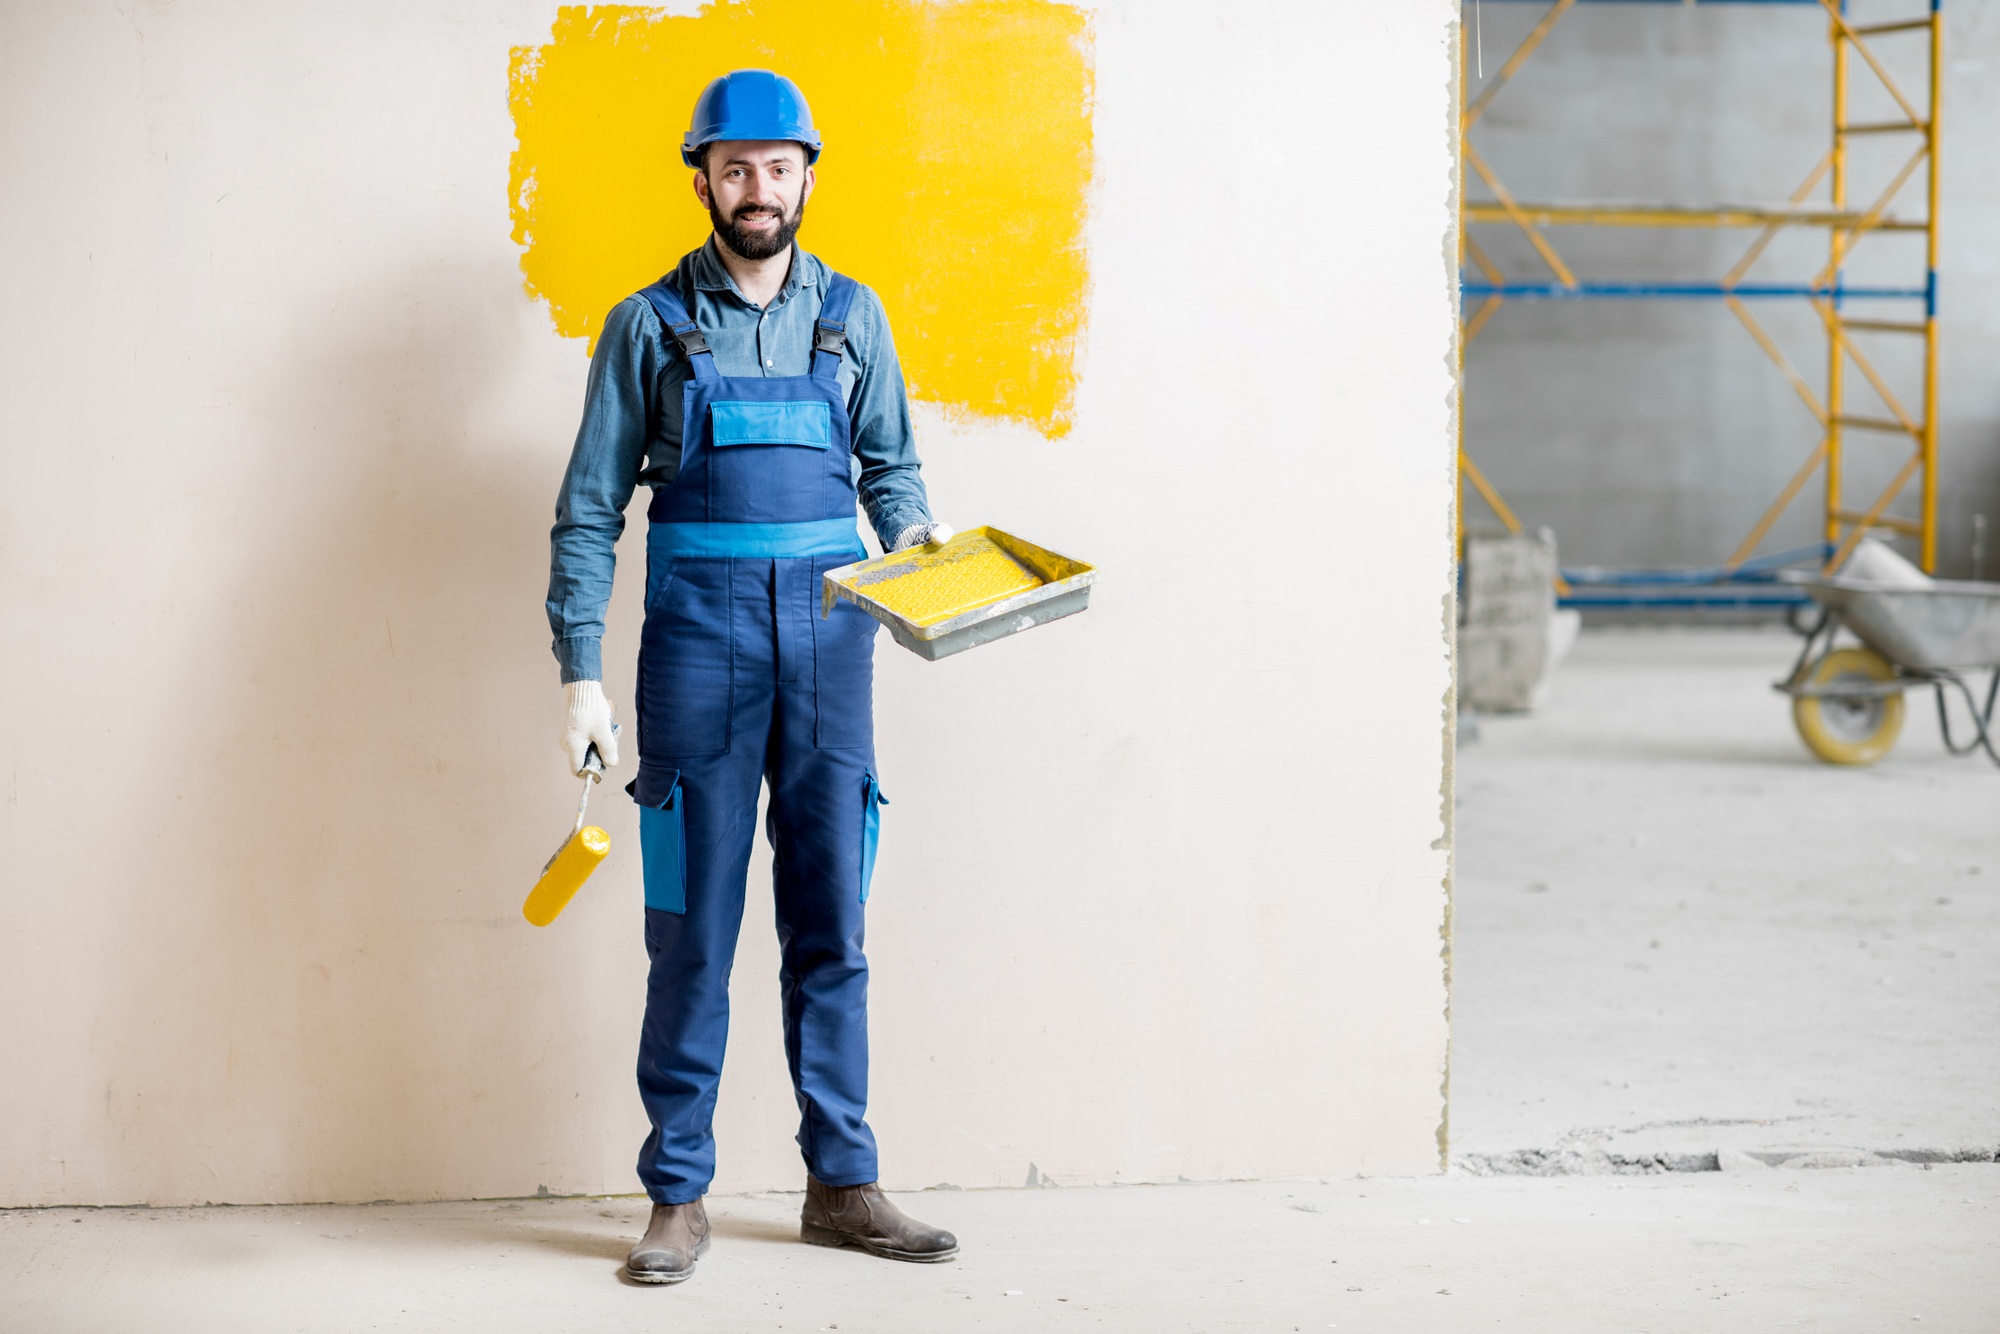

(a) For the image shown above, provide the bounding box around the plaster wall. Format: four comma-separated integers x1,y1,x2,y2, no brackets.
0,0,1458,1206
1464,1,2000,576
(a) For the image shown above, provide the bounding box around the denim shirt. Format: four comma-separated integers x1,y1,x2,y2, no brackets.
546,240,934,683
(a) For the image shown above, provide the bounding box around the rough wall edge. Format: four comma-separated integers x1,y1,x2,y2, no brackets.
1436,2,1464,1176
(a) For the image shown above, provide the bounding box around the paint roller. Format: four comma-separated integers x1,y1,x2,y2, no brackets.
522,735,614,928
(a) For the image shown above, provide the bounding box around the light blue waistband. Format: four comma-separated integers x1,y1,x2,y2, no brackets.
649,518,865,559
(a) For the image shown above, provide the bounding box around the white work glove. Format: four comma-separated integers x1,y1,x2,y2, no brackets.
561,680,620,776
892,520,955,552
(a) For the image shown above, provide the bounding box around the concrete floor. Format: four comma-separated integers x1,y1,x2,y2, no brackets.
1454,626,2000,1169
4,1171,1997,1331
5,627,1997,1331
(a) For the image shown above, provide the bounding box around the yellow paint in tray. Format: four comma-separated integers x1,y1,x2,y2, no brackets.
849,533,1043,628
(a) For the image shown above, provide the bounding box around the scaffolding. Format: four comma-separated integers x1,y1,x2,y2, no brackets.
1458,0,1944,606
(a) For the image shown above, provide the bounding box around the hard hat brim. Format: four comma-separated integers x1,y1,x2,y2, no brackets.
681,136,823,169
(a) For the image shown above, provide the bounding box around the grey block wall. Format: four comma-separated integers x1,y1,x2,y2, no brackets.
1461,1,2000,577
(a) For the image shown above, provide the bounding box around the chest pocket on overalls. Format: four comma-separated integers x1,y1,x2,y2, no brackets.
707,400,834,519
709,401,831,448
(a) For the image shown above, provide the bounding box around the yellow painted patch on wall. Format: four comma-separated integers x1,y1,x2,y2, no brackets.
509,1,1095,438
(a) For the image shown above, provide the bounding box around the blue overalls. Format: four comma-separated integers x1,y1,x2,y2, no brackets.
627,259,888,1204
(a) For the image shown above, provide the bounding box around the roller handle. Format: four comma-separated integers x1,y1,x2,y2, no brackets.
574,720,619,781
571,724,617,833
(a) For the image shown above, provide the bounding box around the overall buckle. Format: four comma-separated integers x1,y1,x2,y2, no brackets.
671,322,711,357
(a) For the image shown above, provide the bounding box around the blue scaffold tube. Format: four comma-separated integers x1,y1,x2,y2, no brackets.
1460,282,1929,301
1557,589,1813,609
1477,1,1835,6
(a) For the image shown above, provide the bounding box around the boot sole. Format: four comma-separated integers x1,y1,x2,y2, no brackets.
801,1221,959,1263
625,1234,710,1284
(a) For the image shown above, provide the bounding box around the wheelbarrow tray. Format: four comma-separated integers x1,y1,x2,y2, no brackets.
1785,573,2000,672
823,526,1095,662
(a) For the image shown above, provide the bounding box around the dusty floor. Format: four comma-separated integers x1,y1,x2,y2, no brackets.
1454,626,2000,1168
4,627,1997,1331
4,1171,1997,1331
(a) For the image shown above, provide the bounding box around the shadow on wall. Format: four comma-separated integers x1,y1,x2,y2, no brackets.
1942,422,2000,581
94,255,637,1203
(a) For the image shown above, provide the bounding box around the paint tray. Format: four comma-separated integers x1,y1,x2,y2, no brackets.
822,526,1095,661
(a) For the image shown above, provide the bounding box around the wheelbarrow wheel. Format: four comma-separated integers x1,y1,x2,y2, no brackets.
1792,647,1904,765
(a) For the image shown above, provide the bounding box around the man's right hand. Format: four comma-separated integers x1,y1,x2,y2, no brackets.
562,680,621,775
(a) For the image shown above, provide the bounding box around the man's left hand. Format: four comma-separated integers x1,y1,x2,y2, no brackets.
892,521,954,552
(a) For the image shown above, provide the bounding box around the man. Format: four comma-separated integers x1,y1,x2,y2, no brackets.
544,69,959,1284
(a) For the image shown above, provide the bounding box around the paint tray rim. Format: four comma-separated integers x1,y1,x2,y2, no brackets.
822,525,1095,646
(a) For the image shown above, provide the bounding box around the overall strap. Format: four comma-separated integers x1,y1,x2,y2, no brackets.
636,258,718,382
811,272,860,382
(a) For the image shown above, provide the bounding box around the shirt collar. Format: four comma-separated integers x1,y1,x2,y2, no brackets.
695,237,817,307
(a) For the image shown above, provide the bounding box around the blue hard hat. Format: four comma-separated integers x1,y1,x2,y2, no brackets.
681,70,823,168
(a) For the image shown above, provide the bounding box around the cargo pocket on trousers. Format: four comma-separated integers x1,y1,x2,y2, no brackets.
634,773,687,914
859,771,888,904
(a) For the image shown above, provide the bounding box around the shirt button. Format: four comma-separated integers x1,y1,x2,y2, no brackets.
766,359,774,367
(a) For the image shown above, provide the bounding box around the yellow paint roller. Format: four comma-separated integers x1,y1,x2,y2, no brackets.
523,742,612,927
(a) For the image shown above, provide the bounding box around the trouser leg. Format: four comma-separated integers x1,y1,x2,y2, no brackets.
634,561,776,1204
766,577,879,1186
635,755,755,1203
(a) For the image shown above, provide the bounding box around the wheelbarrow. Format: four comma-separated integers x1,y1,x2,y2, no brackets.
1776,571,2000,765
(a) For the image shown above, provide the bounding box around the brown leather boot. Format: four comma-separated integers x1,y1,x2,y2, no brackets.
625,1199,711,1284
800,1176,959,1262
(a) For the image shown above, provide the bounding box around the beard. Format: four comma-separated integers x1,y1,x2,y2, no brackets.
711,195,806,262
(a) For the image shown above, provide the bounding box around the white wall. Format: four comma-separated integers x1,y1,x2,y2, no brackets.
0,1,1459,1206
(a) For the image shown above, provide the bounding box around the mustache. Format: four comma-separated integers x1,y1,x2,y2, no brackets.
710,192,806,261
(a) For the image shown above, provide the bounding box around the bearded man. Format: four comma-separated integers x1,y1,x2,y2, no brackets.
543,69,959,1285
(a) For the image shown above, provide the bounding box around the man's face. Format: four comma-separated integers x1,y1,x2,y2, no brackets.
693,141,813,262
